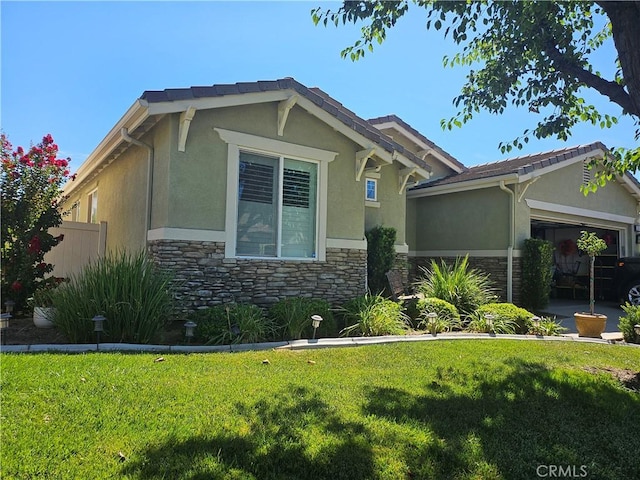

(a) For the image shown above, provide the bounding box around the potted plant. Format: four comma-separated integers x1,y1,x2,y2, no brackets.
574,231,608,337
30,279,64,328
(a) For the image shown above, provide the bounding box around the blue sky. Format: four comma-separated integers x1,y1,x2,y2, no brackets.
1,1,636,173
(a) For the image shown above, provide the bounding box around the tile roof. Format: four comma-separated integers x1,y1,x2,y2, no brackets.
141,77,430,172
413,142,612,189
368,114,466,171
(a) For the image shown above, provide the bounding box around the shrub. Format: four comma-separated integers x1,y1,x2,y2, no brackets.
269,297,336,340
189,304,277,345
415,255,497,315
365,225,397,294
466,311,517,334
476,303,534,334
521,238,554,310
339,293,410,337
51,250,175,343
619,303,640,344
1,134,73,311
416,297,461,333
527,316,568,336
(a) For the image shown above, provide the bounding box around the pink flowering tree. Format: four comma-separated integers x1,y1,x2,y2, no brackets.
1,133,74,311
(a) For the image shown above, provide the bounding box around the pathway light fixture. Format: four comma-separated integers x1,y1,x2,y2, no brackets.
92,315,106,349
311,315,323,340
184,321,197,344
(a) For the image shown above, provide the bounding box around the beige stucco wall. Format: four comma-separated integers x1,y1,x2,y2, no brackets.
64,145,149,253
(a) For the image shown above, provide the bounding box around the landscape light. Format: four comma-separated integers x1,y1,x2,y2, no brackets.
311,315,323,340
184,321,197,344
92,315,106,349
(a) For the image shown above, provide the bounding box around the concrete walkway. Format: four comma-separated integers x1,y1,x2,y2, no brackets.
2,330,637,354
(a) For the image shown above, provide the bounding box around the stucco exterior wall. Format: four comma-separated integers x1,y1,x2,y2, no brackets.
64,144,149,253
364,162,408,245
409,187,511,252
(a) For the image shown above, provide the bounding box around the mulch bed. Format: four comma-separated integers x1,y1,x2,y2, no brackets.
1,315,188,346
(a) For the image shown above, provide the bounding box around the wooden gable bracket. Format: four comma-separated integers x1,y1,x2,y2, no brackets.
277,95,299,136
517,176,540,202
417,148,434,160
178,106,197,152
355,148,377,181
398,167,418,194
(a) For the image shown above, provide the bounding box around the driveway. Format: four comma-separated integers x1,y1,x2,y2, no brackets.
541,298,624,334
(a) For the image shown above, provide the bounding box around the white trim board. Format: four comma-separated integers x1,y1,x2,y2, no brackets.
526,199,636,224
409,250,523,258
147,228,226,242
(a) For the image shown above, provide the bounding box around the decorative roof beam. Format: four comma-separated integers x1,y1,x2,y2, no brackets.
356,148,376,181
277,95,298,136
399,166,418,194
178,106,197,152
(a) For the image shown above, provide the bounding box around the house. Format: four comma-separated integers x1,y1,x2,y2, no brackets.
62,77,640,309
62,78,437,308
404,143,640,303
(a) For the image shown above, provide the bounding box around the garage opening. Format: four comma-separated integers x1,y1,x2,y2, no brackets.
531,220,620,300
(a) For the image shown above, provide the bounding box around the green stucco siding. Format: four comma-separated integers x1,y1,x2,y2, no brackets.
527,161,637,215
410,187,511,251
163,102,369,241
365,163,407,244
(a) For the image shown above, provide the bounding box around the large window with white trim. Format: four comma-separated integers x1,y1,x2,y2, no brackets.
236,150,318,258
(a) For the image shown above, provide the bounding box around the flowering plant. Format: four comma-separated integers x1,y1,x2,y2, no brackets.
1,133,74,311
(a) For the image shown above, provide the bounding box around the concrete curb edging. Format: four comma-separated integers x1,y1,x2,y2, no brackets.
1,332,636,354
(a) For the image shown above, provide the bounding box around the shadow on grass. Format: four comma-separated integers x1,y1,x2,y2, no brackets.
121,361,639,480
121,386,374,480
363,359,640,479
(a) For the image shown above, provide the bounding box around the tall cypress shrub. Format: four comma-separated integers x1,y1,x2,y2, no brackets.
365,226,397,294
521,238,554,310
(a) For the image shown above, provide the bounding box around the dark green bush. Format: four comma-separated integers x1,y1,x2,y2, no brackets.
619,303,640,344
339,293,410,337
269,297,337,340
415,255,497,315
188,304,277,345
52,250,175,343
476,303,534,334
365,225,397,294
521,238,554,310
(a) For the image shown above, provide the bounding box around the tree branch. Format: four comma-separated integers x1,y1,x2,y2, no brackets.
544,40,637,117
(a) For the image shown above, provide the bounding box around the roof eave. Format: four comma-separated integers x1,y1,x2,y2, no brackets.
407,173,520,198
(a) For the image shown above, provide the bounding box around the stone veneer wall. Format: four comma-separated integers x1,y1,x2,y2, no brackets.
148,240,367,310
409,255,522,305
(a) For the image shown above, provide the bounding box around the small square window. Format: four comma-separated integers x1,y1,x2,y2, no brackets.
365,178,377,202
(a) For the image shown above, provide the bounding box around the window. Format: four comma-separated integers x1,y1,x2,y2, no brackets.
216,128,337,261
88,190,98,224
365,178,377,201
70,201,80,222
236,151,318,258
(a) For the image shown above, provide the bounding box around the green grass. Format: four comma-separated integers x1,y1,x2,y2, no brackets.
2,341,639,479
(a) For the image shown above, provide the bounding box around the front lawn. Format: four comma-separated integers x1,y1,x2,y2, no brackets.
2,340,639,479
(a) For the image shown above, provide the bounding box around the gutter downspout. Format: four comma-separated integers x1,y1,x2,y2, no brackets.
499,181,515,303
121,128,154,246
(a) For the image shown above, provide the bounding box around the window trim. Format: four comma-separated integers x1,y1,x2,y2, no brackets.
87,189,98,224
215,128,337,261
